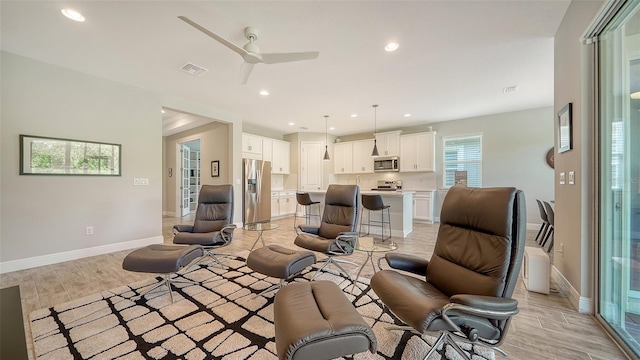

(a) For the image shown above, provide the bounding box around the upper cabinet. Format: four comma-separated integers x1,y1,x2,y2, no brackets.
272,139,290,174
242,133,290,174
375,130,402,157
242,133,263,159
262,137,273,162
352,139,375,173
400,131,436,172
334,142,354,174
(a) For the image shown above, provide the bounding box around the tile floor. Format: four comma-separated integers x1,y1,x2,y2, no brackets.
0,215,630,360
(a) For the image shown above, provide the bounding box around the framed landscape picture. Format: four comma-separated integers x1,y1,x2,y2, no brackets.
557,103,572,153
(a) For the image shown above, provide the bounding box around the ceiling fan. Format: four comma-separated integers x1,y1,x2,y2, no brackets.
178,16,320,84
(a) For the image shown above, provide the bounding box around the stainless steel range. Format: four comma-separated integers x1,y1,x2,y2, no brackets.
372,180,402,191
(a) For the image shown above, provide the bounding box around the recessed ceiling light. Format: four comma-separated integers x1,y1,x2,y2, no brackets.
329,127,335,130
385,42,399,52
631,91,640,100
288,122,295,126
259,90,269,96
61,9,85,22
350,114,358,118
161,109,166,114
404,113,411,117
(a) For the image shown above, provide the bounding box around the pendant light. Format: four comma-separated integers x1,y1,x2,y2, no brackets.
371,104,380,157
323,115,331,161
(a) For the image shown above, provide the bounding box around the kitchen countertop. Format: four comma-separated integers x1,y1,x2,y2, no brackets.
305,189,414,196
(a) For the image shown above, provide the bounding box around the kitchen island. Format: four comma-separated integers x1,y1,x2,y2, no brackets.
306,189,414,238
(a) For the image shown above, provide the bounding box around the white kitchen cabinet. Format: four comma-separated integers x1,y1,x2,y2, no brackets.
271,191,296,218
400,131,436,172
279,191,296,215
272,139,290,174
271,192,280,218
333,142,353,174
262,137,273,163
375,130,401,157
242,133,263,159
352,139,375,173
413,191,435,223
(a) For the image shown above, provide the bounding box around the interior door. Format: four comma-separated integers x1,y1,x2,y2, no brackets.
181,145,191,216
300,141,323,190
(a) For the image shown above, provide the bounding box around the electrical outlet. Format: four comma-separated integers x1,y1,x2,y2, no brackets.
85,226,94,236
558,243,564,257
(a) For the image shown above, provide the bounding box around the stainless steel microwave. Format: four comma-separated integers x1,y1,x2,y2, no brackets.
374,156,400,172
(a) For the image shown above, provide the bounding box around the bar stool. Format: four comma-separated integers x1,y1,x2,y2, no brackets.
541,201,554,253
360,194,391,241
294,192,321,233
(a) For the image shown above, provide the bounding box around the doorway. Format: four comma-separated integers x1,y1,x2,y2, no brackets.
177,139,201,216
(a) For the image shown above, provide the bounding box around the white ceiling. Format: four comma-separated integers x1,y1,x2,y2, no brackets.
1,1,571,137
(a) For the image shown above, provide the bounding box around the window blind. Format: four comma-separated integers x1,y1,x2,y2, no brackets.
443,135,482,188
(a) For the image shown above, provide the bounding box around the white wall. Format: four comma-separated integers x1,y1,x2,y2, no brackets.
553,0,605,313
0,51,163,270
0,51,244,272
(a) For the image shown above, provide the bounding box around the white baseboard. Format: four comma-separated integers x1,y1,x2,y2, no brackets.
0,236,163,274
163,211,177,217
551,265,593,314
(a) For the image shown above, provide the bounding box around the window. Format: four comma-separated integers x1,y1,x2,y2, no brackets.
443,135,482,188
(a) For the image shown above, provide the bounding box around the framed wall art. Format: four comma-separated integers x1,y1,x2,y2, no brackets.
211,160,220,177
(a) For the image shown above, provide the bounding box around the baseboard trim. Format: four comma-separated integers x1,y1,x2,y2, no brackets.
0,236,163,274
551,265,593,314
163,211,177,217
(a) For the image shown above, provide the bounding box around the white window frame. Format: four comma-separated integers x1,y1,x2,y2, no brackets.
442,134,483,189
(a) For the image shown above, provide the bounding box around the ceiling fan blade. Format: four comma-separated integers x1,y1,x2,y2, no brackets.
260,51,319,64
178,16,247,58
240,63,255,85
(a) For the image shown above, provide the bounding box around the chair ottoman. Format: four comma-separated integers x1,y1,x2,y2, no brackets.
274,281,377,360
246,245,316,296
122,244,204,302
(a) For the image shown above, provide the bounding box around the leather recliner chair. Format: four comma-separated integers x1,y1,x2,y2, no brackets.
173,184,236,268
294,184,360,280
370,186,526,360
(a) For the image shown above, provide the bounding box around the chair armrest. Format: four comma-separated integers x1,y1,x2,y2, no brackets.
450,294,518,313
220,224,237,242
329,232,358,255
445,295,519,320
173,224,194,233
382,253,429,276
298,225,320,235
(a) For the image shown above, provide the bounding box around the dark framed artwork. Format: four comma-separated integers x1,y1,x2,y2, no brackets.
19,134,121,176
557,103,572,153
211,160,220,177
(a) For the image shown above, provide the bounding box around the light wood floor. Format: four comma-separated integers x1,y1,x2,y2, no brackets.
0,215,630,360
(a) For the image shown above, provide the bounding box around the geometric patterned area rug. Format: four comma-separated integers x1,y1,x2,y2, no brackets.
29,252,495,360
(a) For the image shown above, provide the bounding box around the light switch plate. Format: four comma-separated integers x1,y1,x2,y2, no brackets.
559,172,566,185
133,178,149,186
569,171,575,185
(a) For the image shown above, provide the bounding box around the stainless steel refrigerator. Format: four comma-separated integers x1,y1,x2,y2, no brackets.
242,158,271,224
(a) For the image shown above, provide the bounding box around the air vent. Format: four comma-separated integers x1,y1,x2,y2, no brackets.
503,85,519,93
299,127,309,130
180,62,209,76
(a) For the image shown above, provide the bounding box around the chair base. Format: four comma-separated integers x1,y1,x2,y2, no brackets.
310,256,356,282
185,250,233,271
133,274,200,303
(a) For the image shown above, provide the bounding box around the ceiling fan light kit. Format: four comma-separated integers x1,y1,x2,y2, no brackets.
178,16,319,84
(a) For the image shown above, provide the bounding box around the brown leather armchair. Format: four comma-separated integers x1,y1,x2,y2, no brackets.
294,184,360,280
173,184,236,268
370,186,525,359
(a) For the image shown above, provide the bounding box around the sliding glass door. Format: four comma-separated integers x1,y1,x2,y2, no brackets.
597,1,640,356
